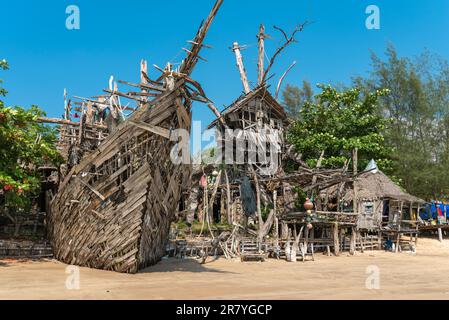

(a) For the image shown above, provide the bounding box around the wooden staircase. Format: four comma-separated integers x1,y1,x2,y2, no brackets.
240,238,266,262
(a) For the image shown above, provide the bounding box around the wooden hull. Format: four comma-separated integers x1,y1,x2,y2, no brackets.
48,83,191,273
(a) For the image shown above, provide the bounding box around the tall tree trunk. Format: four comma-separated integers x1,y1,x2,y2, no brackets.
258,210,275,243
352,148,358,214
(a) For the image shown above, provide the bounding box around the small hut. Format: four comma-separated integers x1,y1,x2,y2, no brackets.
331,160,425,231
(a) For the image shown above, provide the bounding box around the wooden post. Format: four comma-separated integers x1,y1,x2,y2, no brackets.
232,42,251,94
140,59,148,107
304,226,309,262
273,190,279,243
378,230,382,249
220,190,226,224
257,24,266,85
395,232,400,253
281,222,289,240
350,227,356,255
352,148,358,215
339,228,344,253
333,223,340,256
359,231,365,253
207,171,222,223
352,148,358,175
252,169,263,229
438,228,443,242
224,170,232,224
409,201,413,222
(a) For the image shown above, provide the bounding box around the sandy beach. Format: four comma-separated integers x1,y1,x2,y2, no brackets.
1,238,449,300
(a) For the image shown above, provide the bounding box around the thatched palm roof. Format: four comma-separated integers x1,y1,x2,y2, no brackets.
354,170,424,203
321,160,425,204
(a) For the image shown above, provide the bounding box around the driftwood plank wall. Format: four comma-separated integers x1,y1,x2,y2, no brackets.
47,0,223,274
49,85,192,273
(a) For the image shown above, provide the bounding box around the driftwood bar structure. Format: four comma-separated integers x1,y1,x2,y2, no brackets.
179,22,367,262
45,0,223,273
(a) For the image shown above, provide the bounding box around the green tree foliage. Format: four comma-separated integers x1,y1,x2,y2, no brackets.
354,45,449,199
281,81,313,119
287,84,391,170
0,60,62,214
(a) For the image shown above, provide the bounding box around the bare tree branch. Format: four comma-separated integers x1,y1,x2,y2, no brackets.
262,22,309,84
275,61,297,99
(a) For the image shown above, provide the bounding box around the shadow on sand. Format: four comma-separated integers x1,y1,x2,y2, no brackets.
0,257,52,267
139,257,235,274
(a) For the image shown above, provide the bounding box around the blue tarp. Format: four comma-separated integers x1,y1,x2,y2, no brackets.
419,203,449,220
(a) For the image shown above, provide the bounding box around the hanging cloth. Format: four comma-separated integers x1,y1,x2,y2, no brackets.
240,176,257,217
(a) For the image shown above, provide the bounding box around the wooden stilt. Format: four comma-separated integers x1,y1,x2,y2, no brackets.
333,223,340,256
395,232,400,253
359,231,365,253
350,227,356,255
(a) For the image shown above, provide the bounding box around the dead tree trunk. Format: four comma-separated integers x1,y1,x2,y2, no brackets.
258,210,275,243
232,42,251,94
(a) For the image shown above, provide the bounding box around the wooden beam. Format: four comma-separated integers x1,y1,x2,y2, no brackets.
102,89,148,104
78,178,106,201
179,0,223,75
257,24,266,85
232,42,251,94
140,59,148,107
37,117,107,130
275,61,297,99
129,120,170,139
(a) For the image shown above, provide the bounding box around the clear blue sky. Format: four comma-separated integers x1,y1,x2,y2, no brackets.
2,0,449,131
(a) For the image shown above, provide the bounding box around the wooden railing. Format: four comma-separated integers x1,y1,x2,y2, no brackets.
282,211,359,226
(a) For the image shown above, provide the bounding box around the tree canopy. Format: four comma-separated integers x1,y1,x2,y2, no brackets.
281,81,313,119
354,45,449,200
287,84,391,170
0,60,62,210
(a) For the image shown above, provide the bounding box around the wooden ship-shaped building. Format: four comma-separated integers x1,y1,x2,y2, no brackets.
41,0,223,273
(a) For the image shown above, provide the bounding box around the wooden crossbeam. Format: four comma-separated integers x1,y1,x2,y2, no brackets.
129,120,171,139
